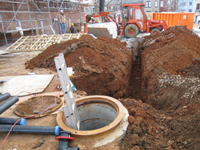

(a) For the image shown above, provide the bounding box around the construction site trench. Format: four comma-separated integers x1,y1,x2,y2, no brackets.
1,26,200,150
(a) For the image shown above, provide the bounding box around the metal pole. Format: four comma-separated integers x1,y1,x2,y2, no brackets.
78,0,81,24
121,0,124,19
0,1,27,4
0,14,8,45
5,0,25,33
27,0,34,35
12,2,17,26
47,0,52,26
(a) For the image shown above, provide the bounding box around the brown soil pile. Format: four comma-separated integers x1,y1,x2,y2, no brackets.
119,98,200,150
140,26,200,110
25,35,132,98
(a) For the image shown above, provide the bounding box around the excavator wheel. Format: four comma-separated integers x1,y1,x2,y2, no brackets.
125,24,139,38
151,28,161,36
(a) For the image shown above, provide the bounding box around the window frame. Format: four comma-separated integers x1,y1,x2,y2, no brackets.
155,1,158,7
129,7,133,19
145,1,151,8
149,1,151,7
145,1,149,7
160,1,164,7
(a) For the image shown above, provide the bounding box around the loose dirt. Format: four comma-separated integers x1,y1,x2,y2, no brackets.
141,26,200,110
25,35,132,98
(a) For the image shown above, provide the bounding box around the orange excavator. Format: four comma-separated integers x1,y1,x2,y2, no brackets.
86,3,168,38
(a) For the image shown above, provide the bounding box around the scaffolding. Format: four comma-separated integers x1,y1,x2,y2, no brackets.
0,0,83,45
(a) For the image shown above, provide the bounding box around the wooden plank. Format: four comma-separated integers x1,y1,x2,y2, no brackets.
0,74,55,96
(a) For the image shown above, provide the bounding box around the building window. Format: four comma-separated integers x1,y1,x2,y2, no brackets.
189,0,192,5
104,7,108,11
188,9,192,12
110,6,115,11
135,9,143,19
155,1,158,7
116,6,121,11
197,3,200,10
145,1,151,8
92,7,95,13
160,1,164,7
145,1,148,7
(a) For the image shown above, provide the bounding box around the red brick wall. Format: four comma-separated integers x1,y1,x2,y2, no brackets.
0,1,86,36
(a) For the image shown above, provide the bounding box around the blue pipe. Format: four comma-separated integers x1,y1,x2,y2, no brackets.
0,125,60,136
0,96,19,114
0,117,26,125
0,92,11,102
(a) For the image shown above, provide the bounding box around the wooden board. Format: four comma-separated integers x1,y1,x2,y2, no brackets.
5,33,86,52
0,74,55,96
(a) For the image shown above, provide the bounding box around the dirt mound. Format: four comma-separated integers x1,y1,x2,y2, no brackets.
25,35,132,98
119,98,200,150
140,26,200,110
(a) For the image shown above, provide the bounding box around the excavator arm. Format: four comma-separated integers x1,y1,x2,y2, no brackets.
86,12,118,28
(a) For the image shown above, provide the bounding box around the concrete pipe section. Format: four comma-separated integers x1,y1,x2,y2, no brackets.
57,95,129,148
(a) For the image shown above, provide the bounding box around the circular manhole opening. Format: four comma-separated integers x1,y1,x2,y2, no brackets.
78,100,117,130
57,95,124,136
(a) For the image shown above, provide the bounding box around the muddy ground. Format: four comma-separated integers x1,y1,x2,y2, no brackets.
0,26,200,150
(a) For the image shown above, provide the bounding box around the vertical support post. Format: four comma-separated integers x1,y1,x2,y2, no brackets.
78,0,81,24
12,2,17,25
121,0,124,19
27,0,34,35
0,14,8,45
47,0,52,27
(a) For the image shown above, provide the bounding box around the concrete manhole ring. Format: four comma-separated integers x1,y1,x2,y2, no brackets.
57,95,126,136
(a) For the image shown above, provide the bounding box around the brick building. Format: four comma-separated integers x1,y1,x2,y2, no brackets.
0,0,90,45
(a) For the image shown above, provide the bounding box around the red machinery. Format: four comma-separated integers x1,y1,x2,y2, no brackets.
86,3,168,38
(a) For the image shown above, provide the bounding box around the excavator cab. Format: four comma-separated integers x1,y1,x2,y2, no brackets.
123,4,147,37
122,3,168,37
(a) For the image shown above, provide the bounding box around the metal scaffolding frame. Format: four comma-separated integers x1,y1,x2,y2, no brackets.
0,0,55,45
0,0,84,45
